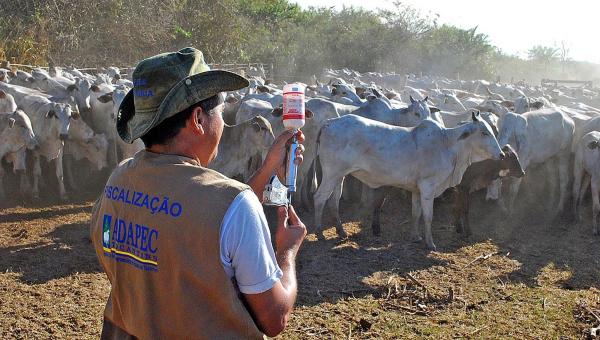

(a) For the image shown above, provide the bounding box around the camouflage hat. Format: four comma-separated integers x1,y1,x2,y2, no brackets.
117,47,249,143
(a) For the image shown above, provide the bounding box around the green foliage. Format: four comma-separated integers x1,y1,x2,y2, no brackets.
0,0,597,84
528,45,560,63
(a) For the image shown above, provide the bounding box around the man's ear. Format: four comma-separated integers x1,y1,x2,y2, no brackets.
190,106,206,134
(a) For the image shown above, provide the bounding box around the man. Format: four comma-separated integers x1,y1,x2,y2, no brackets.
90,47,307,339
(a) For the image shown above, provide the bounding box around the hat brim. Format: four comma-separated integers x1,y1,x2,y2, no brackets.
117,70,249,144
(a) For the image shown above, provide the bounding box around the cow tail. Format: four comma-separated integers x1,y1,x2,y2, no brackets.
311,125,325,193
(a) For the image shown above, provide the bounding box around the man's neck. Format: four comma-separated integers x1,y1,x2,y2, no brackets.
148,140,204,166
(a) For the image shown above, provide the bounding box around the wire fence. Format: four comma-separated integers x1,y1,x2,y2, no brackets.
3,61,275,80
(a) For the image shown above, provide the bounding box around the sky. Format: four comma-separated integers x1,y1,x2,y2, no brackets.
291,0,599,64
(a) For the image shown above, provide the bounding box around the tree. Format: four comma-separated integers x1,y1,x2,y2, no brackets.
527,45,559,63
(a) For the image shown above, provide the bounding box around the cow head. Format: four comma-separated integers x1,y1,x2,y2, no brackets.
249,115,275,153
403,96,440,125
46,102,73,140
79,134,109,170
457,111,504,161
68,113,96,141
0,90,17,114
475,100,510,117
0,110,38,154
69,78,93,113
500,144,525,178
513,96,531,114
13,109,38,150
331,83,361,103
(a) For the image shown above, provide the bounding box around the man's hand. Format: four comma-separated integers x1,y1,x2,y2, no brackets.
247,129,305,199
264,130,305,182
275,205,307,256
242,205,306,337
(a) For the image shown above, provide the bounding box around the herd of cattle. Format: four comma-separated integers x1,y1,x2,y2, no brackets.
1,64,600,250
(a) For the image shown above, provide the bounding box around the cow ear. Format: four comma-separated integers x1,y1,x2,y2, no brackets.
256,85,270,93
7,117,15,128
500,100,514,109
0,90,5,99
271,106,283,117
90,84,100,92
71,111,81,120
305,109,314,119
424,96,428,102
98,92,113,103
588,141,599,150
472,110,480,121
429,106,440,113
46,110,56,119
530,101,544,109
67,84,77,92
409,95,415,104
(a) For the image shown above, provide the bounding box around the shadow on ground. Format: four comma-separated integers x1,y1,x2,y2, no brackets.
0,222,101,283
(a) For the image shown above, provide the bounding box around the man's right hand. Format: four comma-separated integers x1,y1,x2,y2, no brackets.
243,205,306,337
275,205,306,256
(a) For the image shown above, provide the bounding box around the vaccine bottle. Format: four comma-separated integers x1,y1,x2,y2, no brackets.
282,83,306,130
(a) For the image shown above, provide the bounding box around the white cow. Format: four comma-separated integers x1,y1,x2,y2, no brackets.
0,90,17,113
313,112,503,250
96,87,145,161
572,131,600,235
0,82,98,200
496,109,575,214
0,110,38,199
210,116,275,181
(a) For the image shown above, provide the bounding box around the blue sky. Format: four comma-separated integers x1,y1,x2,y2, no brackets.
291,0,599,63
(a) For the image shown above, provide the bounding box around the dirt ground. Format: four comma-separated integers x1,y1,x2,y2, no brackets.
1,184,599,339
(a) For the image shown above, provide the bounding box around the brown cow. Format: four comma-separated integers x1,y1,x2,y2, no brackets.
453,144,524,237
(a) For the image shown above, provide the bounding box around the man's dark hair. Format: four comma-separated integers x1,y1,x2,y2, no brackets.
141,94,223,147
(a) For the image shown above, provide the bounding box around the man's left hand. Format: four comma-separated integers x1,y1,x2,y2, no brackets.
263,130,305,181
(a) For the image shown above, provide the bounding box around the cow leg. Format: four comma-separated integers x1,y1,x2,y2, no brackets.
327,177,347,238
55,149,68,201
556,153,570,216
420,193,436,251
453,189,464,233
0,165,4,201
505,177,523,214
486,179,501,201
32,154,42,200
592,178,600,236
488,179,508,213
371,188,388,236
579,174,591,221
543,161,559,214
64,155,77,191
360,187,375,227
410,192,422,242
463,190,472,237
314,173,343,240
572,157,584,220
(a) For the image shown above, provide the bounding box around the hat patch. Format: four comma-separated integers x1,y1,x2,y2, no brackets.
134,78,153,97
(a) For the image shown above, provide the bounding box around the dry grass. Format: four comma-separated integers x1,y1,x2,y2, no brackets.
0,188,599,339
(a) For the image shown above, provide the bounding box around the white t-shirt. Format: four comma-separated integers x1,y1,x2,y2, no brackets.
219,189,283,294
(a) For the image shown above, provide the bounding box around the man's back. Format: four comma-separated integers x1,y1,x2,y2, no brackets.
91,150,263,339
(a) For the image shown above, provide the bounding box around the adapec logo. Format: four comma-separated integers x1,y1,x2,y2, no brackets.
103,215,111,248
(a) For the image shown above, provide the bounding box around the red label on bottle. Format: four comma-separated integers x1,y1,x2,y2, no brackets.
283,114,304,120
